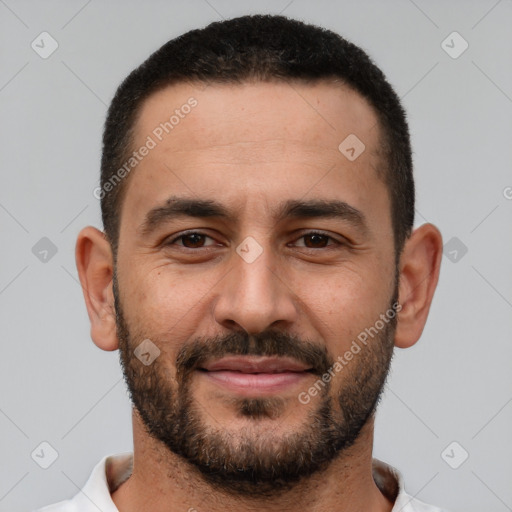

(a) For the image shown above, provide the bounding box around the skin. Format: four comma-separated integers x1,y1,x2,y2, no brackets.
76,80,442,512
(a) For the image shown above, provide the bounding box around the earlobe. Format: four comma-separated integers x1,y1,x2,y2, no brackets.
394,223,443,349
75,226,119,351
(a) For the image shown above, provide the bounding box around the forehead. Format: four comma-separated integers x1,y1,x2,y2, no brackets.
120,80,388,233
136,80,381,155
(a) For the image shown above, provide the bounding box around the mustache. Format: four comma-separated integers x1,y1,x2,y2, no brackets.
175,330,333,381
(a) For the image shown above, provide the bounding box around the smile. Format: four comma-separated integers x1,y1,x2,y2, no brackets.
198,356,314,395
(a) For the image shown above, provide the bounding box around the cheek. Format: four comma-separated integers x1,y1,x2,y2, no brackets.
121,266,215,342
315,288,373,351
307,264,394,354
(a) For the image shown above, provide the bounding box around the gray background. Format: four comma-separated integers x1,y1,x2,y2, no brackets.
1,0,511,511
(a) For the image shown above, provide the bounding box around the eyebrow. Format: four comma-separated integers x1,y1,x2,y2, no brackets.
138,195,368,236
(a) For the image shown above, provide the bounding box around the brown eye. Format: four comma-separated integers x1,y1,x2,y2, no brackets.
292,231,339,249
303,233,331,248
180,233,207,248
167,232,216,249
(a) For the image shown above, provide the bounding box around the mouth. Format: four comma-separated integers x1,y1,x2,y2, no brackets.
197,355,315,395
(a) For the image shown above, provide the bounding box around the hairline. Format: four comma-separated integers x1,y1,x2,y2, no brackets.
109,77,398,260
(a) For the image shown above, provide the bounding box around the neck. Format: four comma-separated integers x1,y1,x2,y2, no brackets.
112,410,393,512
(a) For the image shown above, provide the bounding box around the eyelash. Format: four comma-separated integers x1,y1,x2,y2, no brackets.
165,230,343,251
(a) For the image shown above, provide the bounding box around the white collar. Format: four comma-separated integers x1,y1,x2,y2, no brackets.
41,452,446,512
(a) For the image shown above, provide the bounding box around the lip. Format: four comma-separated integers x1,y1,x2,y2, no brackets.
201,355,311,373
198,356,313,395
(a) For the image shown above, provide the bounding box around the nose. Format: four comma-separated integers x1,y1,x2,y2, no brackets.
212,241,299,335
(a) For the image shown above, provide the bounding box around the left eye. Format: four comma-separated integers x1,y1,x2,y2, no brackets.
166,231,338,250
292,232,338,249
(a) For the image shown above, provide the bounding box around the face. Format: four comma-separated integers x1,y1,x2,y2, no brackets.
113,81,398,495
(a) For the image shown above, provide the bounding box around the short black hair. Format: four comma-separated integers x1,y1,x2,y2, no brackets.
100,14,414,257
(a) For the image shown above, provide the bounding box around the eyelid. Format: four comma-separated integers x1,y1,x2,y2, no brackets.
289,230,343,248
165,229,345,249
166,230,219,248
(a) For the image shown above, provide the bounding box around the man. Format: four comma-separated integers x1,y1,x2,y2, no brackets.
37,14,446,512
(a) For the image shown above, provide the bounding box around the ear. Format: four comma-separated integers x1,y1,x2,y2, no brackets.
394,223,443,349
75,226,118,351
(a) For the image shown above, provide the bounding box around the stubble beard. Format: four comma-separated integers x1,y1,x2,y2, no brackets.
113,272,397,497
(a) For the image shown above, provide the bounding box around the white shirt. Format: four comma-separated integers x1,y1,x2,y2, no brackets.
34,453,449,512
